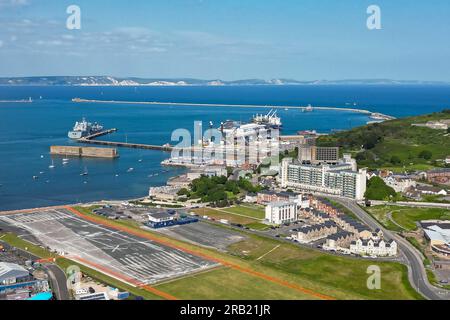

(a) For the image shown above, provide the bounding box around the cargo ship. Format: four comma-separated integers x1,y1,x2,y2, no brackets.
68,118,103,139
251,109,282,128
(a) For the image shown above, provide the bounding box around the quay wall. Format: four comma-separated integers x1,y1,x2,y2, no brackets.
50,146,118,158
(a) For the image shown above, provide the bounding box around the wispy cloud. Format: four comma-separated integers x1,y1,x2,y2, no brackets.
0,0,30,8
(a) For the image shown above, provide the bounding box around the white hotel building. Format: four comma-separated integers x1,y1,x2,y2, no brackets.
265,201,297,225
280,157,367,200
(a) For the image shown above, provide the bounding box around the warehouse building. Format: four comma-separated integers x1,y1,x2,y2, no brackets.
0,262,31,286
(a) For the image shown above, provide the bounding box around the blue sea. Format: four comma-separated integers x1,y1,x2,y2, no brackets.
0,85,449,210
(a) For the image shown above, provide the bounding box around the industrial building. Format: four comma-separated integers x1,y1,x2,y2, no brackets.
422,221,450,257
0,262,31,286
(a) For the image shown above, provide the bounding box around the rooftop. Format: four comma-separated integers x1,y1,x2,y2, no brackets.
0,262,29,282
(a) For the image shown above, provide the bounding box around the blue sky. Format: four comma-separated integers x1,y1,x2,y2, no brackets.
0,0,449,80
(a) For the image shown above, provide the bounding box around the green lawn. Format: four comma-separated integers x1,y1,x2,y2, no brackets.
155,267,314,300
222,205,266,220
192,208,258,225
245,222,270,231
366,205,450,231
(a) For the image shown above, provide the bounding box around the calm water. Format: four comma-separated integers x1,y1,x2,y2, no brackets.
0,85,449,210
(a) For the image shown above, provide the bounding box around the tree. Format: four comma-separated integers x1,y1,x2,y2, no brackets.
418,150,432,160
364,177,396,200
177,188,190,197
390,155,401,165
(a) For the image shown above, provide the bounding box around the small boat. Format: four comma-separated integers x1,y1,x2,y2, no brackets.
33,176,39,180
138,159,143,163
40,155,44,159
127,168,134,173
39,171,45,175
80,166,88,176
49,160,55,169
115,174,119,177
63,158,69,162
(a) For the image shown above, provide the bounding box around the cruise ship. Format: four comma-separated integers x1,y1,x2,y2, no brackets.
68,118,103,139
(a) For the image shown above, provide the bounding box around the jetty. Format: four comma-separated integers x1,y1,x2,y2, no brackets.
77,128,175,151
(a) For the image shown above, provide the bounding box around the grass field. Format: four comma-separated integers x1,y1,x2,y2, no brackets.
226,233,423,300
192,207,269,230
366,205,450,231
192,207,258,225
222,205,266,220
155,267,314,300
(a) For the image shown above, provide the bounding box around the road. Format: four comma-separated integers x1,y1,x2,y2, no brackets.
332,197,450,300
368,200,450,209
44,264,70,301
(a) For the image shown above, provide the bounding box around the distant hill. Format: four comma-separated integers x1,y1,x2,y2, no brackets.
317,110,450,172
0,76,448,86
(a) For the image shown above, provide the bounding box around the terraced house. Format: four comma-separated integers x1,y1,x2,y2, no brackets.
349,239,398,257
292,221,338,243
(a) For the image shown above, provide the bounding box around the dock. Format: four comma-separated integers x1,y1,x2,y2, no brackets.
77,128,175,151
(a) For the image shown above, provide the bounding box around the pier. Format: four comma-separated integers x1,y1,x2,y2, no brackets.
78,138,174,151
77,128,175,151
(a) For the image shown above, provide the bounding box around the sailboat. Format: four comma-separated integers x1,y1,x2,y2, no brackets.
49,160,55,169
